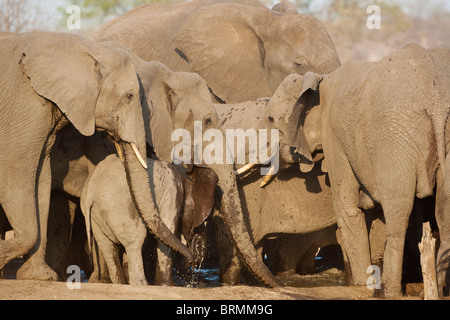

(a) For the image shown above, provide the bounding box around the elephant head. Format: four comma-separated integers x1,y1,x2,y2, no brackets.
22,32,193,266
137,61,280,287
264,73,323,173
173,3,340,103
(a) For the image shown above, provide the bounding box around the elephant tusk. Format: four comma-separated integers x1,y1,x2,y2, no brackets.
235,163,257,175
114,141,125,164
260,165,277,188
131,143,148,169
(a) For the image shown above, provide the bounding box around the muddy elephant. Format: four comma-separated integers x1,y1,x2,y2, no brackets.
136,60,280,287
265,43,450,297
80,155,217,285
0,31,192,281
47,53,279,287
209,94,337,283
91,0,340,104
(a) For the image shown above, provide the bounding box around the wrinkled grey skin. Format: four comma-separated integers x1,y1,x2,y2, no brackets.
91,0,340,104
136,61,280,287
81,155,212,285
46,52,279,287
428,45,450,297
267,44,450,297
0,31,169,281
213,101,337,283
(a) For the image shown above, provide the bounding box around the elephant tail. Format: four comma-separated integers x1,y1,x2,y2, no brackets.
80,177,94,269
431,110,446,180
427,95,450,182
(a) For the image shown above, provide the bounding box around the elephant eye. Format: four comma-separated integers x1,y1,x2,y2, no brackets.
126,93,134,101
204,118,212,127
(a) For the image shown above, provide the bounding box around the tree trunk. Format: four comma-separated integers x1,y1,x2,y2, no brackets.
418,222,439,300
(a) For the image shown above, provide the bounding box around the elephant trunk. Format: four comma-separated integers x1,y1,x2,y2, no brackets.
211,163,281,288
120,142,194,264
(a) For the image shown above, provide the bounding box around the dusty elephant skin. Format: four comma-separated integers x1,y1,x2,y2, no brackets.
0,31,176,281
45,58,279,287
0,32,145,279
135,61,280,287
212,101,339,283
80,155,214,285
267,43,450,297
91,0,340,104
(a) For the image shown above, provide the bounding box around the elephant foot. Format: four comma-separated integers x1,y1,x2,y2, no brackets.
130,275,149,286
16,258,58,281
374,283,403,299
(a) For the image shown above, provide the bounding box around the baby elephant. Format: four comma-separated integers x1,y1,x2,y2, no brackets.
81,154,217,285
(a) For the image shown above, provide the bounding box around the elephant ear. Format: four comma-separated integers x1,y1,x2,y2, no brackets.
22,32,104,136
173,4,272,103
268,72,322,172
190,167,218,228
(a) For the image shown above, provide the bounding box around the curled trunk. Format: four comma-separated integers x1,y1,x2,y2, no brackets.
120,142,194,265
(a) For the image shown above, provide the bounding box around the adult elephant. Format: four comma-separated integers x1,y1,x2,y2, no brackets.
47,55,280,287
265,44,450,297
0,31,192,280
91,0,340,104
212,95,340,284
48,126,217,285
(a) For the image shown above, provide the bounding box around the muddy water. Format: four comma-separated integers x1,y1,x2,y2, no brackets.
2,257,345,288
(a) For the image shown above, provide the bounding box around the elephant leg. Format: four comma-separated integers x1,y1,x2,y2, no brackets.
91,217,126,284
436,164,450,297
16,156,58,281
89,241,111,283
328,150,371,286
120,224,148,286
0,187,38,271
125,243,148,285
381,198,414,297
297,244,318,275
336,228,352,285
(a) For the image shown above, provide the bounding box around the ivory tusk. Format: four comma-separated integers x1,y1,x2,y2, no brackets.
114,141,125,164
235,163,257,175
131,143,148,169
260,165,277,188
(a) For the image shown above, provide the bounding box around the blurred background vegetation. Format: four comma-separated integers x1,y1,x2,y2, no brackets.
0,0,449,62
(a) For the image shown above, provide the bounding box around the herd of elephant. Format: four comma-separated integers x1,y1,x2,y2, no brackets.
0,0,449,299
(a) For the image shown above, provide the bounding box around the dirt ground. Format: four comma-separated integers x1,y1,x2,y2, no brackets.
0,279,417,300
